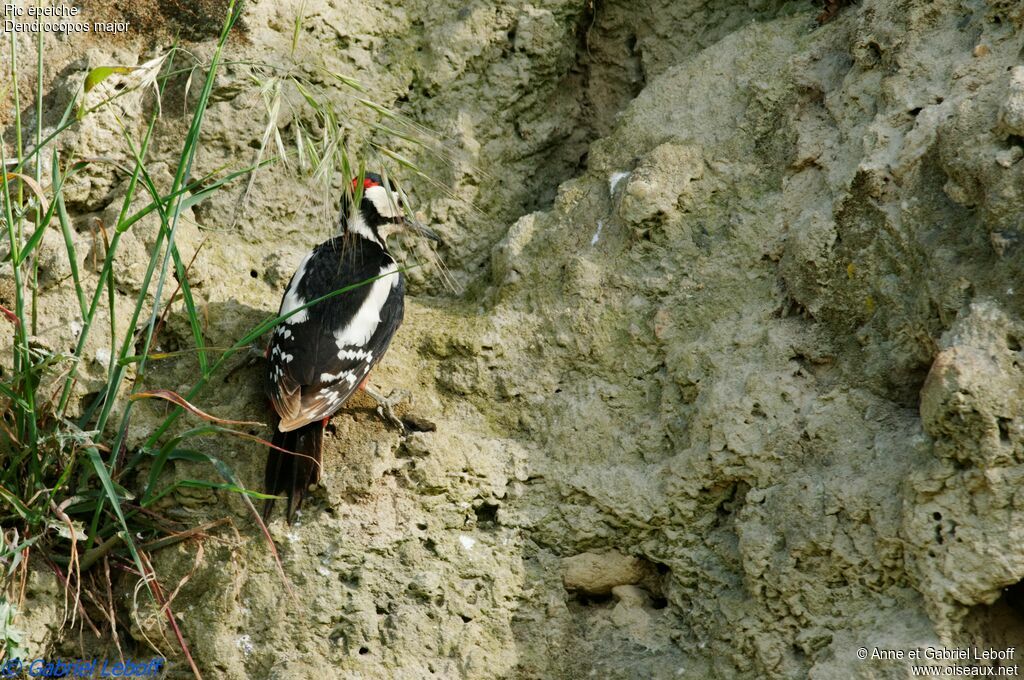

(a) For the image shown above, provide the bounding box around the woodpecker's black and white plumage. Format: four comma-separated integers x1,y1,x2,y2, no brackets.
264,172,438,521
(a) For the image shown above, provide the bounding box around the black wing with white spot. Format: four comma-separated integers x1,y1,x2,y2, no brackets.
266,235,405,432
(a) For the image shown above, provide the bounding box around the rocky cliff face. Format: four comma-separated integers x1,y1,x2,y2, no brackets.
11,0,1024,677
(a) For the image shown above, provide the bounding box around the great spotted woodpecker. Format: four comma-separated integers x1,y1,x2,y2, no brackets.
264,172,439,520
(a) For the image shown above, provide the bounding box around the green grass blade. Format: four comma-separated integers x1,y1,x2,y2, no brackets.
107,0,243,457
0,380,32,411
144,480,276,508
142,434,186,505
0,486,37,522
51,152,88,317
0,132,38,458
119,129,210,373
84,447,146,575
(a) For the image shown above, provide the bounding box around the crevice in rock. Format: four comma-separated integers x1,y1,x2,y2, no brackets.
400,0,807,284
711,480,750,528
961,578,1024,657
574,591,615,607
529,0,803,213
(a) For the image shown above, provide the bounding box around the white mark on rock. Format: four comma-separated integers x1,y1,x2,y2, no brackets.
609,171,630,195
459,535,476,551
236,634,255,656
95,348,111,368
591,219,604,246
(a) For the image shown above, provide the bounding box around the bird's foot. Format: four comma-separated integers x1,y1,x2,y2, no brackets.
362,386,410,431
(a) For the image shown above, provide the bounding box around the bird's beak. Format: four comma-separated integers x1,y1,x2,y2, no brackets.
403,217,442,243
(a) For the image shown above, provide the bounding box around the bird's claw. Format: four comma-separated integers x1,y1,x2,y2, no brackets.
363,386,410,431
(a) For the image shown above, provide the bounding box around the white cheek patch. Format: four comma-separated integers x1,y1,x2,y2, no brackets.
346,208,378,243
364,184,404,220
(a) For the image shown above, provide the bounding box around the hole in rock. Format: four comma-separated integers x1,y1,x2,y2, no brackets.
474,502,499,526
998,418,1013,445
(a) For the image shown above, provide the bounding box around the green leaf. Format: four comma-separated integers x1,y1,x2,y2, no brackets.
0,486,35,522
84,66,133,93
0,381,32,412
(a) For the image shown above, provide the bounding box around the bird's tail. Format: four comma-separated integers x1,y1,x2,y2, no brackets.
263,419,323,522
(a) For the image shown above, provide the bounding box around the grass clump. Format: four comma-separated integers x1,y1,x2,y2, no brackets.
0,1,271,667
0,0,454,667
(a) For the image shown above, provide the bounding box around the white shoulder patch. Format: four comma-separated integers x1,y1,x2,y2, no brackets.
280,252,313,324
333,263,400,349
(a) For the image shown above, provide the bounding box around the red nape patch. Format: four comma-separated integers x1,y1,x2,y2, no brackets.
352,176,380,190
